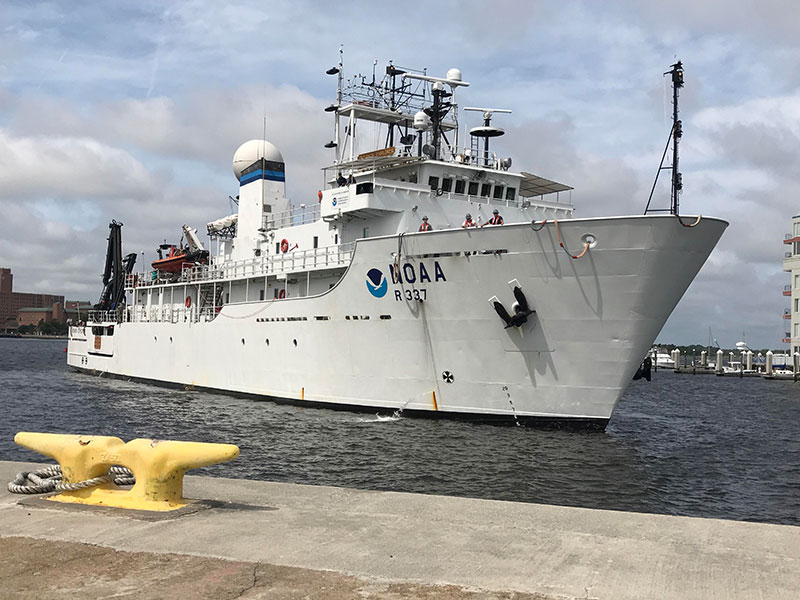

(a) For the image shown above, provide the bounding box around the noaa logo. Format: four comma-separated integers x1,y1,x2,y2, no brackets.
366,268,388,298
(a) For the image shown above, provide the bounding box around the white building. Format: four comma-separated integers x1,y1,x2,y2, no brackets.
783,214,800,354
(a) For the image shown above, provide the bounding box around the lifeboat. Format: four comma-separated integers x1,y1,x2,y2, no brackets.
151,244,208,273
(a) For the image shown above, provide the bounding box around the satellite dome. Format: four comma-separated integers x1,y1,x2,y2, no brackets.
446,68,462,83
233,139,284,180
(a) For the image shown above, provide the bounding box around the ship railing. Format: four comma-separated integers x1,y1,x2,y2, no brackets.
129,243,355,289
262,204,321,231
87,309,127,324
183,243,355,284
130,304,205,325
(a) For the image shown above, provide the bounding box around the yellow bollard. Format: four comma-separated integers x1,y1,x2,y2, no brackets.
14,432,239,511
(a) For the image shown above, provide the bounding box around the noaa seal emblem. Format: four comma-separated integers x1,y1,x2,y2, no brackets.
366,268,388,298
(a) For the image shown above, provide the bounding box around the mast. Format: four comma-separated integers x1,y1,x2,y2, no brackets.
643,60,686,216
667,61,683,215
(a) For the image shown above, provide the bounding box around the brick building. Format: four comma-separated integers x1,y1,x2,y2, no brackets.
17,306,66,327
0,268,65,331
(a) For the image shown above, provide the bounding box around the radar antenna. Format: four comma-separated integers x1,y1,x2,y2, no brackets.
464,107,512,167
404,71,470,159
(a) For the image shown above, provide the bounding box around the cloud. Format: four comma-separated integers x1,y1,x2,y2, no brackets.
0,130,163,200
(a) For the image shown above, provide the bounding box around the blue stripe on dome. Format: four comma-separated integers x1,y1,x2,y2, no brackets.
239,169,286,185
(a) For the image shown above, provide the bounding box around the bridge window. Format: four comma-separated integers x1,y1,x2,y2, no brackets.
468,181,479,195
480,183,491,197
428,176,439,190
493,185,504,199
506,187,516,201
441,178,452,192
454,180,466,194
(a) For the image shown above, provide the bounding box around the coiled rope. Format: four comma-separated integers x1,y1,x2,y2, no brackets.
7,465,135,494
553,219,590,259
530,219,547,231
677,214,702,228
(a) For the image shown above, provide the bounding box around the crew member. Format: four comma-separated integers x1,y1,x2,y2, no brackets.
482,209,504,226
462,213,476,228
419,216,433,232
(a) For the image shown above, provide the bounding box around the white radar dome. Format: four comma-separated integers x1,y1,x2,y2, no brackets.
413,111,432,131
446,68,462,82
233,139,284,180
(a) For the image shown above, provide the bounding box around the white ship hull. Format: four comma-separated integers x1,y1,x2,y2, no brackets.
68,215,726,427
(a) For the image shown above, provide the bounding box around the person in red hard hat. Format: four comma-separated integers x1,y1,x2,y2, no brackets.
419,216,433,232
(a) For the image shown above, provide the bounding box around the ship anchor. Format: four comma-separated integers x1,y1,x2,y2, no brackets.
489,280,535,330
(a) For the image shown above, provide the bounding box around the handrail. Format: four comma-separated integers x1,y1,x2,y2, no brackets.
262,205,321,230
127,242,355,290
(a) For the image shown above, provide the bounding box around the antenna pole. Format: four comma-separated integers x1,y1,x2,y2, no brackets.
335,46,343,163
262,116,267,210
483,112,491,166
667,61,684,215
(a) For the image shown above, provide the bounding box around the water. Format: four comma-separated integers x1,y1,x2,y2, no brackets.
2,338,798,526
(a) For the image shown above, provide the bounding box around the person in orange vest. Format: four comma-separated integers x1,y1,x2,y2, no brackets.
461,213,477,228
482,208,504,226
419,216,432,232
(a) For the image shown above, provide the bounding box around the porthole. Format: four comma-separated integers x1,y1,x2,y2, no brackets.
581,233,598,249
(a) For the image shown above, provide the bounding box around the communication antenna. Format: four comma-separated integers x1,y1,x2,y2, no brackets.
464,107,511,167
404,70,469,159
261,115,267,210
324,45,344,162
645,61,684,215
668,61,684,215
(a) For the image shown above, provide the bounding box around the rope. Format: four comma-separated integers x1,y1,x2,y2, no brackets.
553,219,590,259
7,465,135,495
676,214,702,228
530,219,547,231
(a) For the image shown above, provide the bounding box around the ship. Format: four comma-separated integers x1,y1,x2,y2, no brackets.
67,55,727,428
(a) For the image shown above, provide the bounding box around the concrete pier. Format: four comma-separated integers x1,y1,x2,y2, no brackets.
1,460,797,599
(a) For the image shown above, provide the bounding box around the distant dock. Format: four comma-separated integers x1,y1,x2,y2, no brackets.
663,349,800,380
1,460,798,599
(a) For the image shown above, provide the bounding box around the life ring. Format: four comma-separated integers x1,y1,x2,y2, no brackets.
278,289,286,299
185,296,192,308
280,239,289,253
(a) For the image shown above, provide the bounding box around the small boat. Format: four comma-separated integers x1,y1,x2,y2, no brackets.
151,225,209,273
151,246,208,273
763,368,798,380
650,348,675,369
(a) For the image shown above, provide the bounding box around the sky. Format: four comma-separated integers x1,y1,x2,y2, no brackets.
1,0,799,348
